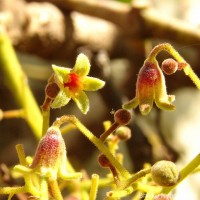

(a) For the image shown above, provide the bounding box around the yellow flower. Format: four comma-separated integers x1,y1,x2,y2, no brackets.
51,53,105,114
123,59,175,115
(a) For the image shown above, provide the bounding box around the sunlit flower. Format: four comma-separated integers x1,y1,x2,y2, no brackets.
51,53,105,114
30,126,82,180
123,59,175,115
30,126,66,178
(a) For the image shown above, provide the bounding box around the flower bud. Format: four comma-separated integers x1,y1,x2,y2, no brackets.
45,82,60,99
151,160,179,186
114,109,131,125
31,126,66,177
153,194,171,200
161,58,178,75
115,126,131,141
98,154,110,168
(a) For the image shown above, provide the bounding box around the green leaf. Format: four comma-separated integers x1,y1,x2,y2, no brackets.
71,91,89,114
72,53,90,76
51,90,71,109
83,76,105,91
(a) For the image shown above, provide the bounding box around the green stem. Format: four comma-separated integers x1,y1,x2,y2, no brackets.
42,109,50,136
0,186,26,194
120,168,151,189
40,178,49,200
106,185,135,199
15,144,39,196
16,144,27,165
53,115,130,179
2,109,25,119
0,33,42,139
160,153,200,194
100,122,119,142
48,178,63,200
89,174,99,200
148,43,200,89
80,178,113,190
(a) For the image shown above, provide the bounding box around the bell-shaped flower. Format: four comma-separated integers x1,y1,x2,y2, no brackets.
30,126,82,180
51,53,105,114
30,126,66,178
123,59,175,115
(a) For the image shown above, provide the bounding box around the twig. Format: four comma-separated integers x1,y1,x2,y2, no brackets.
0,33,42,139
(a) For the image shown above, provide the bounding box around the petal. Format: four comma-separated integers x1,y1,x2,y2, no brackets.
52,64,70,83
137,80,154,115
82,76,105,91
72,53,90,77
155,100,175,111
71,91,89,114
122,97,139,110
154,68,175,111
51,90,71,109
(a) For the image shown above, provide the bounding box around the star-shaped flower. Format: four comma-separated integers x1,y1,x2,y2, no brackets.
51,53,105,114
123,59,175,115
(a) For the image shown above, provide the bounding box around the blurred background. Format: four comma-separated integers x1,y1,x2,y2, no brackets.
0,0,200,199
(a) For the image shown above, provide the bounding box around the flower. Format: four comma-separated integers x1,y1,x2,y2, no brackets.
51,53,105,114
123,59,175,115
30,126,82,180
30,126,66,178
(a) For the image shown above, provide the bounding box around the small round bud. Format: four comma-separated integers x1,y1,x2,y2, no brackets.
114,109,131,125
151,160,179,187
161,58,178,75
45,82,60,99
115,126,131,141
98,154,110,168
153,194,171,200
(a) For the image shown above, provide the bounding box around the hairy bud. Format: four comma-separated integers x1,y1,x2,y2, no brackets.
151,160,179,186
161,58,178,75
31,126,66,178
115,126,131,141
114,109,131,125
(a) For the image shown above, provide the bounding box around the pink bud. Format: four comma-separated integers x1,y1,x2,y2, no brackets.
31,127,66,177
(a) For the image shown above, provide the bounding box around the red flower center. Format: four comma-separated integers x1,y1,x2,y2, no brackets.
139,62,158,86
64,73,82,92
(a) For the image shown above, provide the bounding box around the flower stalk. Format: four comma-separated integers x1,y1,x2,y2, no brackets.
53,115,131,179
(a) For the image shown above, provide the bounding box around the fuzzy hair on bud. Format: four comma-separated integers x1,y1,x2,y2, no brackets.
31,126,66,177
151,160,179,187
161,58,178,75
